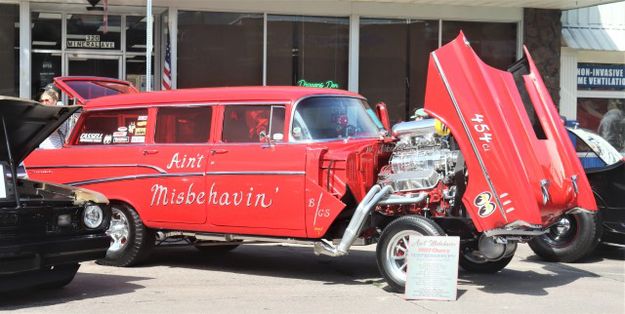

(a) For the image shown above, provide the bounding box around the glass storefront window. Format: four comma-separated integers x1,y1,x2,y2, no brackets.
126,54,153,91
442,21,517,69
66,14,121,50
177,11,263,88
126,16,148,53
32,52,62,98
0,4,19,97
32,12,62,50
67,56,120,78
359,19,438,123
267,15,349,89
577,98,625,152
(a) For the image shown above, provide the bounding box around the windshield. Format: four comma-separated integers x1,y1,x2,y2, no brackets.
568,127,623,168
291,97,381,141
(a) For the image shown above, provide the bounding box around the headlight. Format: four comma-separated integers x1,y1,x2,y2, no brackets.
83,204,104,229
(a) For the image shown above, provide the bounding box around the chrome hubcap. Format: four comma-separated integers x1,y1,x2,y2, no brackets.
384,230,422,285
553,217,572,240
106,207,130,253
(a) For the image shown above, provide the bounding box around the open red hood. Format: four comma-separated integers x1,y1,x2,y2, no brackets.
54,76,138,105
424,33,597,233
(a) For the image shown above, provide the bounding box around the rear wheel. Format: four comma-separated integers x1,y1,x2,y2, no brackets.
97,203,154,266
529,212,601,262
376,215,445,292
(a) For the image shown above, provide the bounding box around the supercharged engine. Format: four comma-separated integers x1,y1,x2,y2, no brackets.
376,119,462,217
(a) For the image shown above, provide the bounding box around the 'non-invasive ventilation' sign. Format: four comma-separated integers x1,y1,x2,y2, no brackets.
577,63,625,91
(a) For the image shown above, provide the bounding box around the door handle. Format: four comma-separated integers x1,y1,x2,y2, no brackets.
143,149,159,155
210,149,229,155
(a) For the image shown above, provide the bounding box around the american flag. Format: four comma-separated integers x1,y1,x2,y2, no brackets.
162,32,172,90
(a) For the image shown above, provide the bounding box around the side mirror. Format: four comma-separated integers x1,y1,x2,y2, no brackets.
375,102,391,132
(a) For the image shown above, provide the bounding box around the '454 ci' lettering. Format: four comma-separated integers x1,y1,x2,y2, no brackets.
470,113,493,151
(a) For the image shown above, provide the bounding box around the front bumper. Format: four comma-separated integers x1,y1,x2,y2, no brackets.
0,233,110,275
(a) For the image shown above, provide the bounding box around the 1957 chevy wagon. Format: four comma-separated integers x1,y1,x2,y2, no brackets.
25,33,597,292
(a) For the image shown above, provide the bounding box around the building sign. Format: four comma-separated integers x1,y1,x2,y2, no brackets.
577,63,625,91
297,79,339,89
67,35,115,49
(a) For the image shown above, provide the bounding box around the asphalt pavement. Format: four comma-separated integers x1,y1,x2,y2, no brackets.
1,243,623,313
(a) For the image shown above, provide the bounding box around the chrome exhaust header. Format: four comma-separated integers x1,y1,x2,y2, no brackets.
313,184,393,257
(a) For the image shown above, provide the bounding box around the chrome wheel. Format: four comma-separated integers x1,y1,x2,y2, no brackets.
554,217,572,238
383,230,422,285
107,207,130,253
544,215,577,247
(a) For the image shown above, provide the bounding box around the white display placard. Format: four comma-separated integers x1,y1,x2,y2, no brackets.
405,236,460,301
0,165,6,198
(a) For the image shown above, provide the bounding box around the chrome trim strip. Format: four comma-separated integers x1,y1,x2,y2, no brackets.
28,163,167,174
86,101,291,112
205,171,305,176
67,171,304,186
67,172,205,186
484,229,547,237
432,51,508,222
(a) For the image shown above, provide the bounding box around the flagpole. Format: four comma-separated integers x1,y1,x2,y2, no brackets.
146,0,153,91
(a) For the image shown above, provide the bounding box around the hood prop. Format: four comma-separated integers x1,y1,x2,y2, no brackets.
2,116,21,208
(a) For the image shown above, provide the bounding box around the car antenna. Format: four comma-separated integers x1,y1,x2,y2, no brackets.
1,116,21,208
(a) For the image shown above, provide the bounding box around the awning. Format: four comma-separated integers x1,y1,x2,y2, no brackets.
562,27,625,51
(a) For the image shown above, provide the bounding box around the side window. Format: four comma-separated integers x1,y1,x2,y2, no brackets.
155,107,212,143
222,105,285,143
74,109,148,145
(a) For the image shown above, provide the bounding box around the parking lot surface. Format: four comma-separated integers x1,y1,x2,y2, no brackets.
1,243,623,313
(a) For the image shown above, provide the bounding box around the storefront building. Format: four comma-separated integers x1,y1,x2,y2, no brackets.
560,1,625,151
0,0,615,124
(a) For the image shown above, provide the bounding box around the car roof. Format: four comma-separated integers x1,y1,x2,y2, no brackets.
84,86,362,110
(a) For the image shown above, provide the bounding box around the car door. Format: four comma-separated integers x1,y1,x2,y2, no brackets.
206,104,307,236
137,105,213,225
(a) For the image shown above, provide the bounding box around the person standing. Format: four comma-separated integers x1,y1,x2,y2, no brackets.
38,86,66,149
598,100,625,152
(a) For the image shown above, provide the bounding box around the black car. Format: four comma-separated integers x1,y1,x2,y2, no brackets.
0,96,111,292
530,126,624,262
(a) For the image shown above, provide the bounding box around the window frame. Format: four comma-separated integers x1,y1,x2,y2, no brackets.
70,107,149,146
219,103,287,144
154,105,214,144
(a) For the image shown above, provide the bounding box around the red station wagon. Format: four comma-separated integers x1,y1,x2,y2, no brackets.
26,34,598,292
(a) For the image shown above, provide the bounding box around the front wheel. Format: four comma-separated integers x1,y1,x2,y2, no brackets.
376,215,445,292
529,212,601,262
97,203,155,267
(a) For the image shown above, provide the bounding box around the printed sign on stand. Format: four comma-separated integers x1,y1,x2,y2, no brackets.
405,236,460,301
0,165,5,198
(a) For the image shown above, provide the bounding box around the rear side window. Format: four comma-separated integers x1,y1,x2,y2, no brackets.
155,107,212,143
74,109,148,145
222,105,285,143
